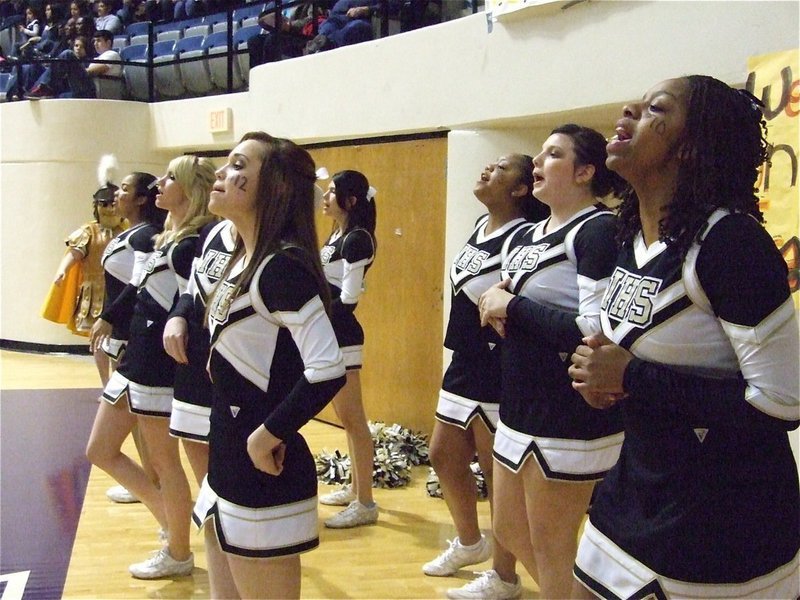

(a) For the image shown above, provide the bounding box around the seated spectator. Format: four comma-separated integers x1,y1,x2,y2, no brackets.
172,0,214,21
14,5,42,46
25,29,120,98
116,0,146,26
304,0,377,54
248,0,326,69
0,0,26,32
17,2,66,57
61,0,96,43
3,2,67,100
94,0,122,34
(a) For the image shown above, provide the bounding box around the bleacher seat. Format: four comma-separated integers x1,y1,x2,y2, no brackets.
156,28,183,43
232,24,260,83
152,39,183,98
94,74,126,99
183,24,211,39
0,72,12,102
202,30,243,91
125,21,152,37
113,34,129,51
176,35,213,95
129,33,150,47
120,43,150,100
232,3,263,23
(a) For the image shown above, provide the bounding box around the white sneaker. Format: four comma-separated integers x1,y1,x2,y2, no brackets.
423,536,491,577
446,570,521,599
129,547,194,579
319,485,356,506
106,485,139,504
324,500,378,528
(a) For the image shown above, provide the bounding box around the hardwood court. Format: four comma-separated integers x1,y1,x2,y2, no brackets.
1,350,541,599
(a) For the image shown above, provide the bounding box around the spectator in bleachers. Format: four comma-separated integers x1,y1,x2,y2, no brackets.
25,28,120,98
17,2,66,57
62,0,96,43
3,2,67,99
303,0,376,54
0,0,26,33
248,0,326,69
172,0,213,22
94,0,122,34
116,0,146,27
14,4,42,45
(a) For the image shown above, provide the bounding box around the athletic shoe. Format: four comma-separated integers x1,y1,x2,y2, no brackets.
129,547,194,579
24,83,55,99
446,570,521,599
106,485,139,503
422,535,491,577
319,485,356,506
324,500,378,528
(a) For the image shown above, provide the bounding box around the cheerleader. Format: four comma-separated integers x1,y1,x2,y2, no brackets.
86,155,217,579
193,132,345,599
424,154,547,600
89,171,167,504
163,218,231,485
479,125,626,599
316,170,380,529
568,76,799,599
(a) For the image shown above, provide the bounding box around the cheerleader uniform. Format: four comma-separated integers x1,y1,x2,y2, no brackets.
493,205,623,480
169,220,232,442
320,227,375,369
435,214,530,431
574,210,800,599
101,234,198,416
99,222,161,361
193,247,346,557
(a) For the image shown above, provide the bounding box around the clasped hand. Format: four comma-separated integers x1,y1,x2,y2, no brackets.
478,279,514,338
247,426,287,476
568,333,633,409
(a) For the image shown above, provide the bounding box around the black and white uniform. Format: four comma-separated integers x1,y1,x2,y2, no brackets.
574,210,800,599
169,220,232,442
99,222,160,360
320,227,375,369
102,234,198,417
493,205,624,480
435,215,530,431
193,247,346,557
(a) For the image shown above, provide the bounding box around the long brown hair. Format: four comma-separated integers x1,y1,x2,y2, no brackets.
215,132,331,312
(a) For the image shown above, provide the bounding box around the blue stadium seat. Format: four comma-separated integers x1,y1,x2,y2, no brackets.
232,24,261,83
120,43,150,100
202,30,243,91
125,21,152,37
152,39,183,97
175,35,212,95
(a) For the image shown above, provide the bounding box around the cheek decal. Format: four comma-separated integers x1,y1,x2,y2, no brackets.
650,118,667,136
233,174,248,192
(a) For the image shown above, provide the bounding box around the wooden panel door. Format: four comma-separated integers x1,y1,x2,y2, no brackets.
308,136,447,435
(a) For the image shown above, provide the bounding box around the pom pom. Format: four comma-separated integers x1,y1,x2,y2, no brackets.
425,468,442,498
315,449,351,485
314,421,430,490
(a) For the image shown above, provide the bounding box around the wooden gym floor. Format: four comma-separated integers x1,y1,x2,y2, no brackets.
0,350,541,599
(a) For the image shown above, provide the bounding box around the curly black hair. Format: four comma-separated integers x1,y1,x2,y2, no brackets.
616,75,770,256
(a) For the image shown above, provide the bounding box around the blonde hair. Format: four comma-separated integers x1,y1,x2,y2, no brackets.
154,155,217,248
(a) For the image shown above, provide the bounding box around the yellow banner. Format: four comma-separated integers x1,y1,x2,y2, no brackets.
747,49,799,307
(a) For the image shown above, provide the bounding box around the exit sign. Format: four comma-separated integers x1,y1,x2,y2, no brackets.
209,108,232,133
